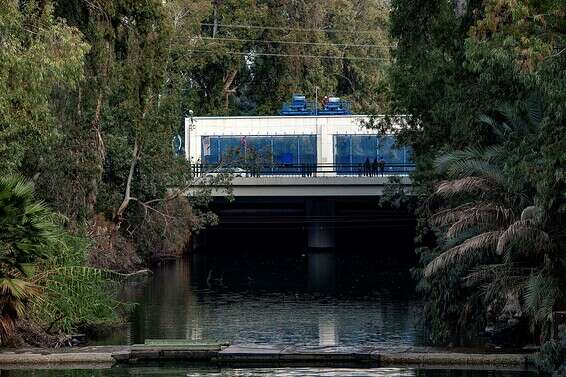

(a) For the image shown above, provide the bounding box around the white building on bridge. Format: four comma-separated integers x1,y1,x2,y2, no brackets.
184,114,412,175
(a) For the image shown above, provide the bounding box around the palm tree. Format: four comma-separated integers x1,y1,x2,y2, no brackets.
0,177,133,344
0,176,58,343
425,145,518,278
423,98,565,338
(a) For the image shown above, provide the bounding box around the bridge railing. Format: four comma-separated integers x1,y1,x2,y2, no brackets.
192,163,415,178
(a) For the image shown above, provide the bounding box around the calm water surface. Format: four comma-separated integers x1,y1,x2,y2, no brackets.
114,251,423,347
0,252,534,376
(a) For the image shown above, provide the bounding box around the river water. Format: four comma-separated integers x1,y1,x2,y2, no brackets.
0,251,536,376
121,251,423,347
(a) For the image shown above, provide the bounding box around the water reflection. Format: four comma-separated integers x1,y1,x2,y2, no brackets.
123,252,422,347
308,253,337,292
319,314,338,346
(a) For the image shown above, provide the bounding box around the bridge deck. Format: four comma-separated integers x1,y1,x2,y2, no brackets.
192,175,412,197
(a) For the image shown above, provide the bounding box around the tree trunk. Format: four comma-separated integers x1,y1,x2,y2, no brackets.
213,1,218,38
222,69,237,110
86,91,105,216
114,138,140,227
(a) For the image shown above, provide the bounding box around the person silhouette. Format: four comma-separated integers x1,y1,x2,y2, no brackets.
378,156,385,176
372,158,378,177
364,158,371,177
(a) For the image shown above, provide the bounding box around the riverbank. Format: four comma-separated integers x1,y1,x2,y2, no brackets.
0,344,535,369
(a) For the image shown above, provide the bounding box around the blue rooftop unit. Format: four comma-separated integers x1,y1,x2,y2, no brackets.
279,94,353,116
318,96,352,115
279,94,316,116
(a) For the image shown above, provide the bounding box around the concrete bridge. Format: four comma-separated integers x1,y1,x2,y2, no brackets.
189,170,412,197
215,175,411,197
184,114,415,249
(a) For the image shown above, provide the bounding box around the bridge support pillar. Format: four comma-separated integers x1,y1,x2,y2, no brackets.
191,231,208,251
306,199,336,249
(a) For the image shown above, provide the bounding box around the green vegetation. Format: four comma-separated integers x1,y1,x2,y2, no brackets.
537,328,566,377
0,177,123,345
1,0,390,346
389,0,565,347
0,0,564,355
0,177,55,343
30,235,126,337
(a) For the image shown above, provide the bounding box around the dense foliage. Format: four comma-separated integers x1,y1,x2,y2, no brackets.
1,0,564,352
0,177,123,345
0,0,392,343
6,0,391,263
537,328,566,377
389,0,566,345
0,177,55,343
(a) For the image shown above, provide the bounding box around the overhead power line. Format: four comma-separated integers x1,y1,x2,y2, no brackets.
186,49,389,61
200,36,392,49
199,23,383,35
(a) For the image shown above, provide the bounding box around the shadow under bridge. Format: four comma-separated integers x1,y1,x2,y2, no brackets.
193,196,415,261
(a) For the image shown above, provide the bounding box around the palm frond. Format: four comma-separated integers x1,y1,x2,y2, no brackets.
443,228,484,249
435,148,485,174
524,273,561,325
34,266,129,283
526,94,543,127
0,278,40,319
424,231,502,277
497,103,530,135
482,145,506,162
496,220,552,255
444,205,514,239
435,177,493,198
429,203,479,227
430,202,512,227
464,264,509,287
446,159,506,187
465,264,531,303
478,114,498,130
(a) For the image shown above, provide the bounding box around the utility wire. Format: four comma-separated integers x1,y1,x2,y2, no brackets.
200,36,392,49
199,22,383,35
187,49,389,61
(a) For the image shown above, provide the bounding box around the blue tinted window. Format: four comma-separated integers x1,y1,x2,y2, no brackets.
246,137,272,165
201,135,317,175
352,135,378,164
334,135,378,174
378,136,405,172
299,136,317,165
334,134,410,174
334,135,351,173
273,136,298,174
201,136,217,164
219,137,243,163
377,136,400,162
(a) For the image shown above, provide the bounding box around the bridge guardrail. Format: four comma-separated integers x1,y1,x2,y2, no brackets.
191,163,415,178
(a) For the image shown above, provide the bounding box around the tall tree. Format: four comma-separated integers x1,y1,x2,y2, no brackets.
389,0,566,344
0,0,88,174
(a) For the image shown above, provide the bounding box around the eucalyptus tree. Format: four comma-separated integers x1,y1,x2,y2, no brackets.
246,0,391,115
34,0,222,260
0,0,88,174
